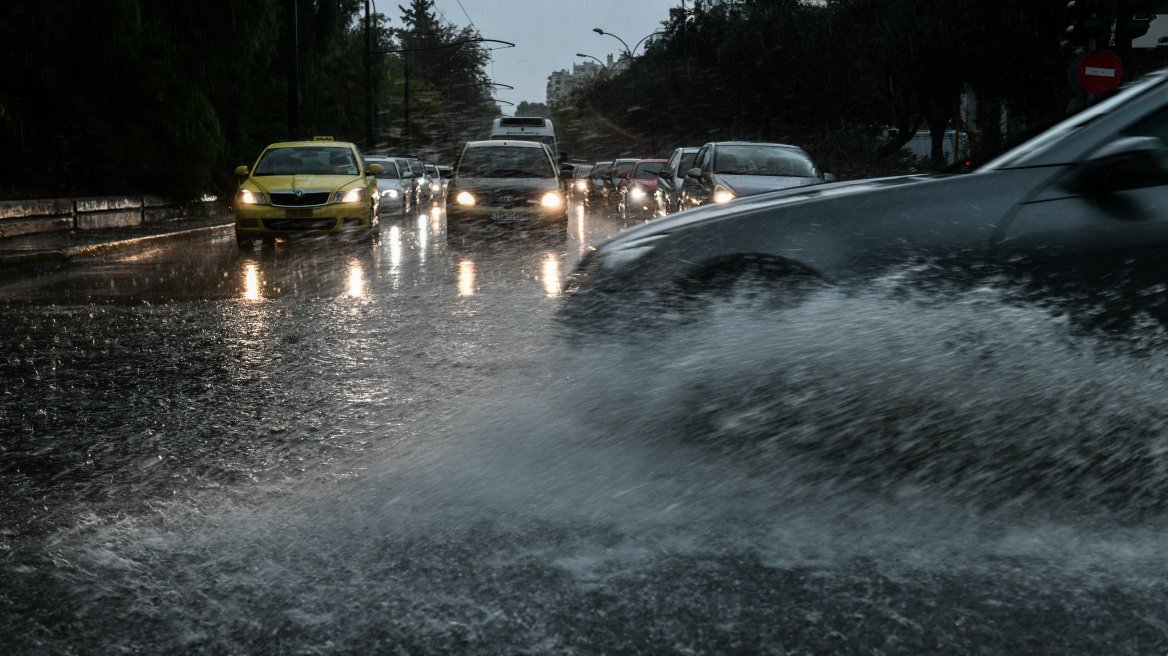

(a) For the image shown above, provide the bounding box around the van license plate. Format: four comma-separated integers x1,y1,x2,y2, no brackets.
488,211,527,222
286,208,314,218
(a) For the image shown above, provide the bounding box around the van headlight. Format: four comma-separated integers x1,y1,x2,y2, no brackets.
456,191,476,206
333,188,365,204
541,192,563,207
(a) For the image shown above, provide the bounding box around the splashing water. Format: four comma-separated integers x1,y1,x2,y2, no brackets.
12,285,1168,654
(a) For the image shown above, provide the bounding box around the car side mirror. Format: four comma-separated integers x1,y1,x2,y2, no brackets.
823,173,836,182
401,171,415,179
234,165,249,176
618,171,628,179
367,163,384,176
1071,136,1166,195
685,167,702,179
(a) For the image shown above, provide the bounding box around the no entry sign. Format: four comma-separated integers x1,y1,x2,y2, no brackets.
1077,49,1123,96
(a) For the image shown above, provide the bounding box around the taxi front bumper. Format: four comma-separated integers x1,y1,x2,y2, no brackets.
235,202,375,236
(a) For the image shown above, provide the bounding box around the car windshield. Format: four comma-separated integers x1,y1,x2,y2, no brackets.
614,161,636,176
574,165,593,178
370,162,398,179
679,152,698,172
633,163,665,179
253,147,360,176
458,146,554,178
592,164,612,179
714,146,817,177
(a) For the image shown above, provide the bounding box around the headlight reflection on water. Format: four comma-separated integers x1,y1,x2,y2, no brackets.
543,254,560,297
347,260,364,298
243,264,260,300
459,260,475,296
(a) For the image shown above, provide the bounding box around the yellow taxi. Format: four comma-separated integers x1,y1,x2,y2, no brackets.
233,138,383,248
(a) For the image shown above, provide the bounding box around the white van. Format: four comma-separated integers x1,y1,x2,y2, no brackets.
489,117,558,162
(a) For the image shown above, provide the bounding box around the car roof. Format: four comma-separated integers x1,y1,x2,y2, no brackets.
265,141,357,149
465,140,545,149
707,141,801,149
634,159,669,164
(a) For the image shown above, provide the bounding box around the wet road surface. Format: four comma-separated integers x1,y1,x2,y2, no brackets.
3,200,1168,654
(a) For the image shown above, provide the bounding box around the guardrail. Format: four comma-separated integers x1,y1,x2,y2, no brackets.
0,195,230,239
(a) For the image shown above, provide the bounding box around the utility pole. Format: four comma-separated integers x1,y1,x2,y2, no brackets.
365,0,373,148
404,53,410,153
287,0,300,141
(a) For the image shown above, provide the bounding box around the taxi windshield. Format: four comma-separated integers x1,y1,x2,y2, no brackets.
254,147,360,176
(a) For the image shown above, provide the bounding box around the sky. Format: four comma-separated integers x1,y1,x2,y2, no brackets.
410,0,677,111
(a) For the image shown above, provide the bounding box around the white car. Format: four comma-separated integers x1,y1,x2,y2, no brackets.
366,157,411,215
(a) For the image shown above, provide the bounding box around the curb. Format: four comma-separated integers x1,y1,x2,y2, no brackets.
0,222,233,269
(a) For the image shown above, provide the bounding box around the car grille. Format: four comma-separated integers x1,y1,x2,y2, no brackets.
268,190,332,207
479,190,535,207
262,218,338,231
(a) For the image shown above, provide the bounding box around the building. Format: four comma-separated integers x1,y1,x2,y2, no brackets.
546,59,605,106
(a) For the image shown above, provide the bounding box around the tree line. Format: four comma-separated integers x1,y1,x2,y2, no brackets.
553,0,1166,177
0,0,495,201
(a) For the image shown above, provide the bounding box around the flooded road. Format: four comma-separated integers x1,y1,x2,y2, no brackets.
2,200,1168,654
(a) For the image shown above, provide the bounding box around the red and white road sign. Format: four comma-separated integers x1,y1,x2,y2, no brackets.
1077,49,1123,96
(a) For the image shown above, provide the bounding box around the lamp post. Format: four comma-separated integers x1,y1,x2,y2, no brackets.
576,53,611,75
592,28,630,57
376,38,515,153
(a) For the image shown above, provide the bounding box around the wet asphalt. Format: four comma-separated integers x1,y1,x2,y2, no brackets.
2,198,1168,654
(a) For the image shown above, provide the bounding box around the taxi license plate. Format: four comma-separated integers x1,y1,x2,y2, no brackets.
286,208,314,218
488,211,528,222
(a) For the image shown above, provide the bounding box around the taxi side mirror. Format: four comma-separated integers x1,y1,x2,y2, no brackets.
367,163,384,176
234,165,249,176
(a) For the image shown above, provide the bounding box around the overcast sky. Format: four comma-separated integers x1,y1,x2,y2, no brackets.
406,0,677,111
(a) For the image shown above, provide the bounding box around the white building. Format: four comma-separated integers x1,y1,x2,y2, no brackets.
546,59,605,105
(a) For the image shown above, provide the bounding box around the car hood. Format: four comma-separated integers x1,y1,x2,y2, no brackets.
598,174,942,253
252,174,362,191
453,177,558,193
715,173,820,197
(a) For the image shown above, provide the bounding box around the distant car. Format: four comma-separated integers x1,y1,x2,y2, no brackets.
406,157,431,203
561,72,1168,333
587,161,613,206
570,164,594,202
618,159,668,219
446,140,568,228
654,147,700,216
365,156,411,215
425,164,445,200
436,165,453,198
604,158,640,205
233,139,381,248
679,142,832,210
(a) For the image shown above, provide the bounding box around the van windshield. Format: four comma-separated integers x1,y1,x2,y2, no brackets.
458,147,555,178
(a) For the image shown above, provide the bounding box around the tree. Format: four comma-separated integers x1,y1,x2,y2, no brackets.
516,102,551,118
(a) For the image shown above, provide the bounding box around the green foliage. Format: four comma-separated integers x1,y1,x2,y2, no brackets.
561,0,1077,174
515,102,550,119
0,0,485,201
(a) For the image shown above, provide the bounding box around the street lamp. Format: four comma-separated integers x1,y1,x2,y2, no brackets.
576,53,611,74
376,38,516,152
592,28,631,56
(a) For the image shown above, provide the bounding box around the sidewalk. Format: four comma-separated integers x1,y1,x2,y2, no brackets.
0,215,233,269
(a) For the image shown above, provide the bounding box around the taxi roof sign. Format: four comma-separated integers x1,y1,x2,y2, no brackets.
313,136,334,141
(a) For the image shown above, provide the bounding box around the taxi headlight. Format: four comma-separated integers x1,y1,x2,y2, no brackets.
238,189,266,205
540,192,562,207
333,188,365,204
456,191,476,206
713,186,735,203
382,189,400,199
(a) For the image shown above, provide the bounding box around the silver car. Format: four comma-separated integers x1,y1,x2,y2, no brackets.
366,157,410,215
